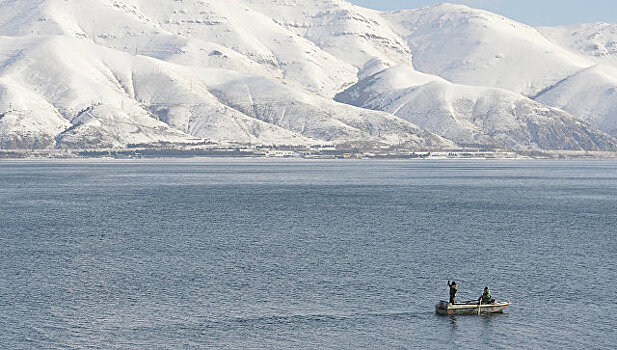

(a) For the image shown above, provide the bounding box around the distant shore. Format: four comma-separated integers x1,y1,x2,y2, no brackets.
2,147,617,160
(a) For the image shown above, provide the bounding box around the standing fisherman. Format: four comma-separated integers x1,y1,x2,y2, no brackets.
448,281,458,304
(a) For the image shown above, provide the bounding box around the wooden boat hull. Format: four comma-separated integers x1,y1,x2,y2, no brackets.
435,300,510,315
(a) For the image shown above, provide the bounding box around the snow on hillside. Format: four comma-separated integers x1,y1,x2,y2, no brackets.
1,0,617,153
0,34,300,148
136,0,360,97
208,71,450,147
237,1,617,150
382,4,591,97
539,23,617,66
535,24,617,136
535,65,617,137
0,32,449,149
0,0,358,97
0,35,197,148
336,65,617,151
244,0,413,78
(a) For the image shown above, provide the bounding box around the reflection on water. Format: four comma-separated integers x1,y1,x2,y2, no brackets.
450,315,459,329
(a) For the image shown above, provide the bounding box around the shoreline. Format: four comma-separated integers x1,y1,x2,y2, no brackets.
2,153,617,162
2,146,617,161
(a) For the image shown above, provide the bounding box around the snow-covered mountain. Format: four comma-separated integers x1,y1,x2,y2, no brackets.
534,65,617,137
382,4,591,97
539,23,617,66
1,0,616,152
336,65,617,151
538,24,617,137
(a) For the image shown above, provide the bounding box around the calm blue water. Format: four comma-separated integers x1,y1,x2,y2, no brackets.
0,160,616,349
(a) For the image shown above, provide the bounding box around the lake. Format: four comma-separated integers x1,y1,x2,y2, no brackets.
0,160,615,348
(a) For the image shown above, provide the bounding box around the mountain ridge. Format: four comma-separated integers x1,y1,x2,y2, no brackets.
1,0,617,153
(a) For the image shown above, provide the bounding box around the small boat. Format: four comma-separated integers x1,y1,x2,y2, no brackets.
435,300,510,315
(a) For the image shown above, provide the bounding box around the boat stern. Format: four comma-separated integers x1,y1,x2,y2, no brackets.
435,300,450,315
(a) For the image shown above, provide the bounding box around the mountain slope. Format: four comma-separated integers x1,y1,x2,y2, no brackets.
244,0,413,78
0,35,196,148
336,65,617,151
0,33,450,149
243,1,617,149
539,23,617,67
535,64,617,137
1,0,617,153
208,72,450,147
382,4,592,97
532,24,617,137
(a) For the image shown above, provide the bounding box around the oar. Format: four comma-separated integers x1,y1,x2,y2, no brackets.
477,299,482,315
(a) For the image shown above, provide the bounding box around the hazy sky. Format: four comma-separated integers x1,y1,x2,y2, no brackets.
348,0,617,26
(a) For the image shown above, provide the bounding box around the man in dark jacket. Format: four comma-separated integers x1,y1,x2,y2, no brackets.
448,281,458,304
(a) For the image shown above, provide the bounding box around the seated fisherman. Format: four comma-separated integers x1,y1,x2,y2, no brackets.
478,286,495,304
448,281,458,304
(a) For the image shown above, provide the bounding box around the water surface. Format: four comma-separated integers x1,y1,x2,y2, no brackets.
0,160,615,348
